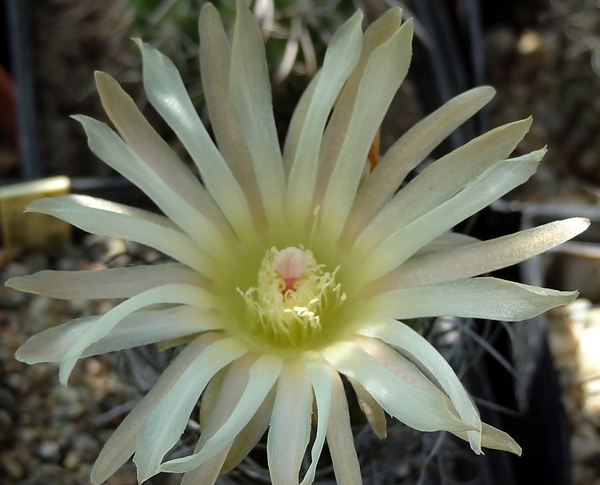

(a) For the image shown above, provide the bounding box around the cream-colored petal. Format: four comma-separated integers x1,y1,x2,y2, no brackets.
325,341,473,433
415,231,480,256
374,217,590,292
15,306,219,364
229,0,285,228
300,361,334,485
136,40,257,242
90,333,219,485
199,4,266,230
74,115,231,259
26,195,218,277
6,263,208,299
187,356,255,484
319,20,414,246
222,386,274,473
347,377,387,439
134,337,247,482
286,11,363,233
343,86,495,244
283,72,319,175
327,371,362,485
267,359,313,485
365,277,578,321
316,8,403,198
181,448,231,485
58,283,219,384
92,73,234,244
352,121,535,261
452,422,522,455
160,354,283,473
353,152,540,286
358,319,482,453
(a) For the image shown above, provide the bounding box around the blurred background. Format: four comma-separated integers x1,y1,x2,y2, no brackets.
1,0,600,484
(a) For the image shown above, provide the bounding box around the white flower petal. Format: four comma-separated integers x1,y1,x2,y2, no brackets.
90,334,219,485
230,0,285,227
134,338,247,482
6,263,208,299
316,8,403,200
347,377,387,439
160,354,283,474
135,40,257,242
286,11,363,232
352,123,537,264
267,359,313,485
415,231,480,256
199,4,266,228
26,195,218,277
74,113,233,256
15,306,219,364
222,386,274,473
452,423,522,455
283,73,319,174
344,86,495,243
91,73,235,245
325,341,472,433
58,283,219,384
365,277,578,321
358,319,482,453
185,355,255,483
356,152,541,285
327,371,362,485
300,361,334,485
319,20,414,244
377,217,590,292
180,449,232,485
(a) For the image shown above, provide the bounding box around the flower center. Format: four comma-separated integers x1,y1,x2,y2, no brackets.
238,246,345,352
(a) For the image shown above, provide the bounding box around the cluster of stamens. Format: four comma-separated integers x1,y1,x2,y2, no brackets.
238,247,345,349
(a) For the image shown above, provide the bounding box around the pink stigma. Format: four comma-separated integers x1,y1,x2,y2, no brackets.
274,247,308,292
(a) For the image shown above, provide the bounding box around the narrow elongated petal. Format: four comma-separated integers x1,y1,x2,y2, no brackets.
268,359,313,485
160,354,283,473
325,341,473,433
319,20,414,244
91,334,220,485
452,423,522,455
26,195,218,277
358,319,482,452
199,4,266,228
352,125,537,264
355,153,540,285
187,356,255,484
416,231,480,256
134,337,248,482
327,371,362,485
6,264,208,299
286,12,363,231
343,86,496,243
136,41,257,241
92,73,234,243
316,8,403,197
181,450,231,485
283,73,319,174
58,284,220,384
364,277,578,320
74,115,232,257
347,377,387,439
300,361,334,485
15,306,219,364
375,217,590,292
222,388,274,473
230,0,285,227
